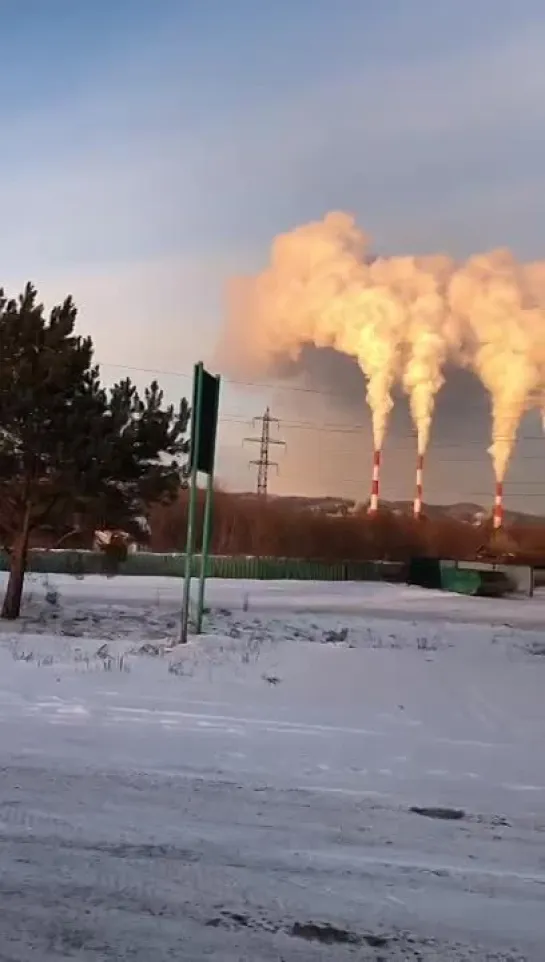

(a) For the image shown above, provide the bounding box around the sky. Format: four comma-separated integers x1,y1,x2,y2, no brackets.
2,0,545,513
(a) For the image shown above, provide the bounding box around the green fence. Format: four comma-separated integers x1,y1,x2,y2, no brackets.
0,549,406,582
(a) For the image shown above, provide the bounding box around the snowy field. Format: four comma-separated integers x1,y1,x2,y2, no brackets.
0,573,544,960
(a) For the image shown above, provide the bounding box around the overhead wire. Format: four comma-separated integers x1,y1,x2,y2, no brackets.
96,359,545,501
96,358,545,417
96,360,545,444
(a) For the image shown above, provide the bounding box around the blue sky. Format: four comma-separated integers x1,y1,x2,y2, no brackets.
2,1,545,509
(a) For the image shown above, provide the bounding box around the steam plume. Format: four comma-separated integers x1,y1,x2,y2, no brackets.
401,255,455,455
219,213,545,488
448,250,542,481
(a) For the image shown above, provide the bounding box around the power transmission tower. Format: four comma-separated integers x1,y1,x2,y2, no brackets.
244,407,285,496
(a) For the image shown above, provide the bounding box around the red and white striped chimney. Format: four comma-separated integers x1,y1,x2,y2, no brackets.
493,481,503,529
413,453,424,519
368,450,381,514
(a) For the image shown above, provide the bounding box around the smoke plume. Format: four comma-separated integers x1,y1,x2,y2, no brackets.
397,255,455,454
218,213,545,480
449,250,543,480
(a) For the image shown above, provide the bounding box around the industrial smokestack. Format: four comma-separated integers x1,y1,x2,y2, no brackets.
368,449,381,514
413,453,424,520
493,482,504,529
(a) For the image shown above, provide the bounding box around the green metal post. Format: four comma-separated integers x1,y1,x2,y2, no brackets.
196,472,214,634
180,362,203,644
195,374,220,634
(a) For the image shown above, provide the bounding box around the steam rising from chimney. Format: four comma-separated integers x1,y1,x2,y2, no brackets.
449,251,543,482
218,212,545,492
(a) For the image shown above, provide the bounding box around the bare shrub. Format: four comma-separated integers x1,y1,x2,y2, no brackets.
144,490,545,565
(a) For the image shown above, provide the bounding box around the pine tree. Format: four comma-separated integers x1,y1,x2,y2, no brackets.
0,283,189,619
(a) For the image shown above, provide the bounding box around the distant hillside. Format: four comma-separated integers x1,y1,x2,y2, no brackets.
251,493,545,527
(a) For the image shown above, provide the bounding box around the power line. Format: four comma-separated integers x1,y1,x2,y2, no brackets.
226,418,545,443
212,409,545,443
273,478,545,497
244,407,286,496
95,358,545,452
220,414,545,448
97,360,350,399
272,466,545,486
96,359,545,415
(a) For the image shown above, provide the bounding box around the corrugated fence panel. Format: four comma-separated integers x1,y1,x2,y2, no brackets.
0,550,407,582
126,553,186,577
209,556,260,579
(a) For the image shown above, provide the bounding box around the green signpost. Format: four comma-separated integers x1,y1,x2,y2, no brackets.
180,362,221,643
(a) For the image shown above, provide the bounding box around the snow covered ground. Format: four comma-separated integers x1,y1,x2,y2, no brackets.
0,573,544,959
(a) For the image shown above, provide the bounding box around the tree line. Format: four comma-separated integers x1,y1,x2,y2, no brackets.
149,489,545,564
